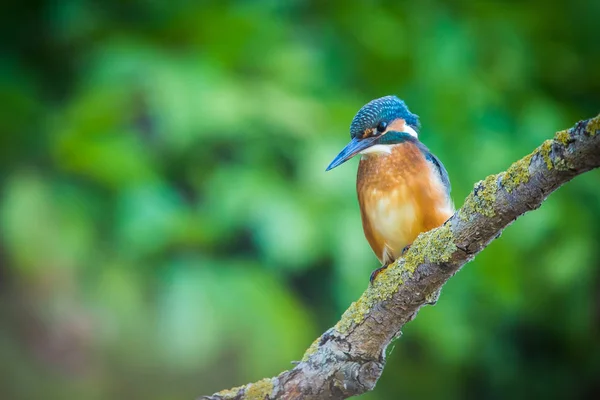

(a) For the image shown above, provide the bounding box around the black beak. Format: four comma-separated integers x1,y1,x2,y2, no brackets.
326,136,379,171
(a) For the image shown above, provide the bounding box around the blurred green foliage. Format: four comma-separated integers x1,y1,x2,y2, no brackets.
1,1,599,399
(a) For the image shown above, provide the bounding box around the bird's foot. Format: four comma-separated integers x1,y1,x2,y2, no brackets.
401,244,412,255
370,265,389,283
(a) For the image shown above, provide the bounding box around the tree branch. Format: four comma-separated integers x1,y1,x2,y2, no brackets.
202,115,600,400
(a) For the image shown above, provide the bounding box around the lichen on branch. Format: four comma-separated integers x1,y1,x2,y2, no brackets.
203,114,600,400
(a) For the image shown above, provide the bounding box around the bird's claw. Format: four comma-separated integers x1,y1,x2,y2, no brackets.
401,244,412,255
370,244,413,283
370,265,389,283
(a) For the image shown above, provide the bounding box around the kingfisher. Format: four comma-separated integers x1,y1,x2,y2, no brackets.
326,96,454,281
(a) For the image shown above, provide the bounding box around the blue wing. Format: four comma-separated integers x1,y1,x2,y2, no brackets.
425,151,451,194
416,143,451,194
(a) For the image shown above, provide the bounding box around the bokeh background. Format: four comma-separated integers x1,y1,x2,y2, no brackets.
2,1,600,399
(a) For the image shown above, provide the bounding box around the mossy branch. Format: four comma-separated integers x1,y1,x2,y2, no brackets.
202,115,600,400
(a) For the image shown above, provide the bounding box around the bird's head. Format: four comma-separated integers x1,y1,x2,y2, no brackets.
326,95,420,171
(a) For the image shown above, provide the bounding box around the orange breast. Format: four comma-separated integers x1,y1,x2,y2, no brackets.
357,142,453,264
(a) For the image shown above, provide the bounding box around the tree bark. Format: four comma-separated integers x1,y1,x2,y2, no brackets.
202,115,600,400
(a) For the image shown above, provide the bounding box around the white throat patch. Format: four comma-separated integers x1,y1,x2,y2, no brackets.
404,125,419,138
360,144,394,155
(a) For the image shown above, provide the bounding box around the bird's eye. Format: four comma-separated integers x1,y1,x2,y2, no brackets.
376,121,387,133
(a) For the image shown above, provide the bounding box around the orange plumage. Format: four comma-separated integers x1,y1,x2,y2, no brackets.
357,141,454,265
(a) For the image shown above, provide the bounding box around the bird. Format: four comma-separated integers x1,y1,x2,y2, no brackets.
326,95,454,282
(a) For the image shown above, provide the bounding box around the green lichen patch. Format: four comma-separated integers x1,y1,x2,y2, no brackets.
459,174,499,220
343,259,412,332
301,336,321,362
534,132,577,172
538,140,554,170
502,153,533,192
554,129,571,145
586,115,600,136
403,223,456,271
215,385,244,399
335,258,407,333
245,378,274,400
335,224,456,334
335,292,375,333
537,136,575,171
553,156,573,171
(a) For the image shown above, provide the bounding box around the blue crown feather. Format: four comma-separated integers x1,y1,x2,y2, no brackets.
350,95,420,138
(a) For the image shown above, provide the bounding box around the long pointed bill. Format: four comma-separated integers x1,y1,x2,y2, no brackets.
326,136,379,171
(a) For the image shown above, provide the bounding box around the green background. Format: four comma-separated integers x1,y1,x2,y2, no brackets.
1,1,599,399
